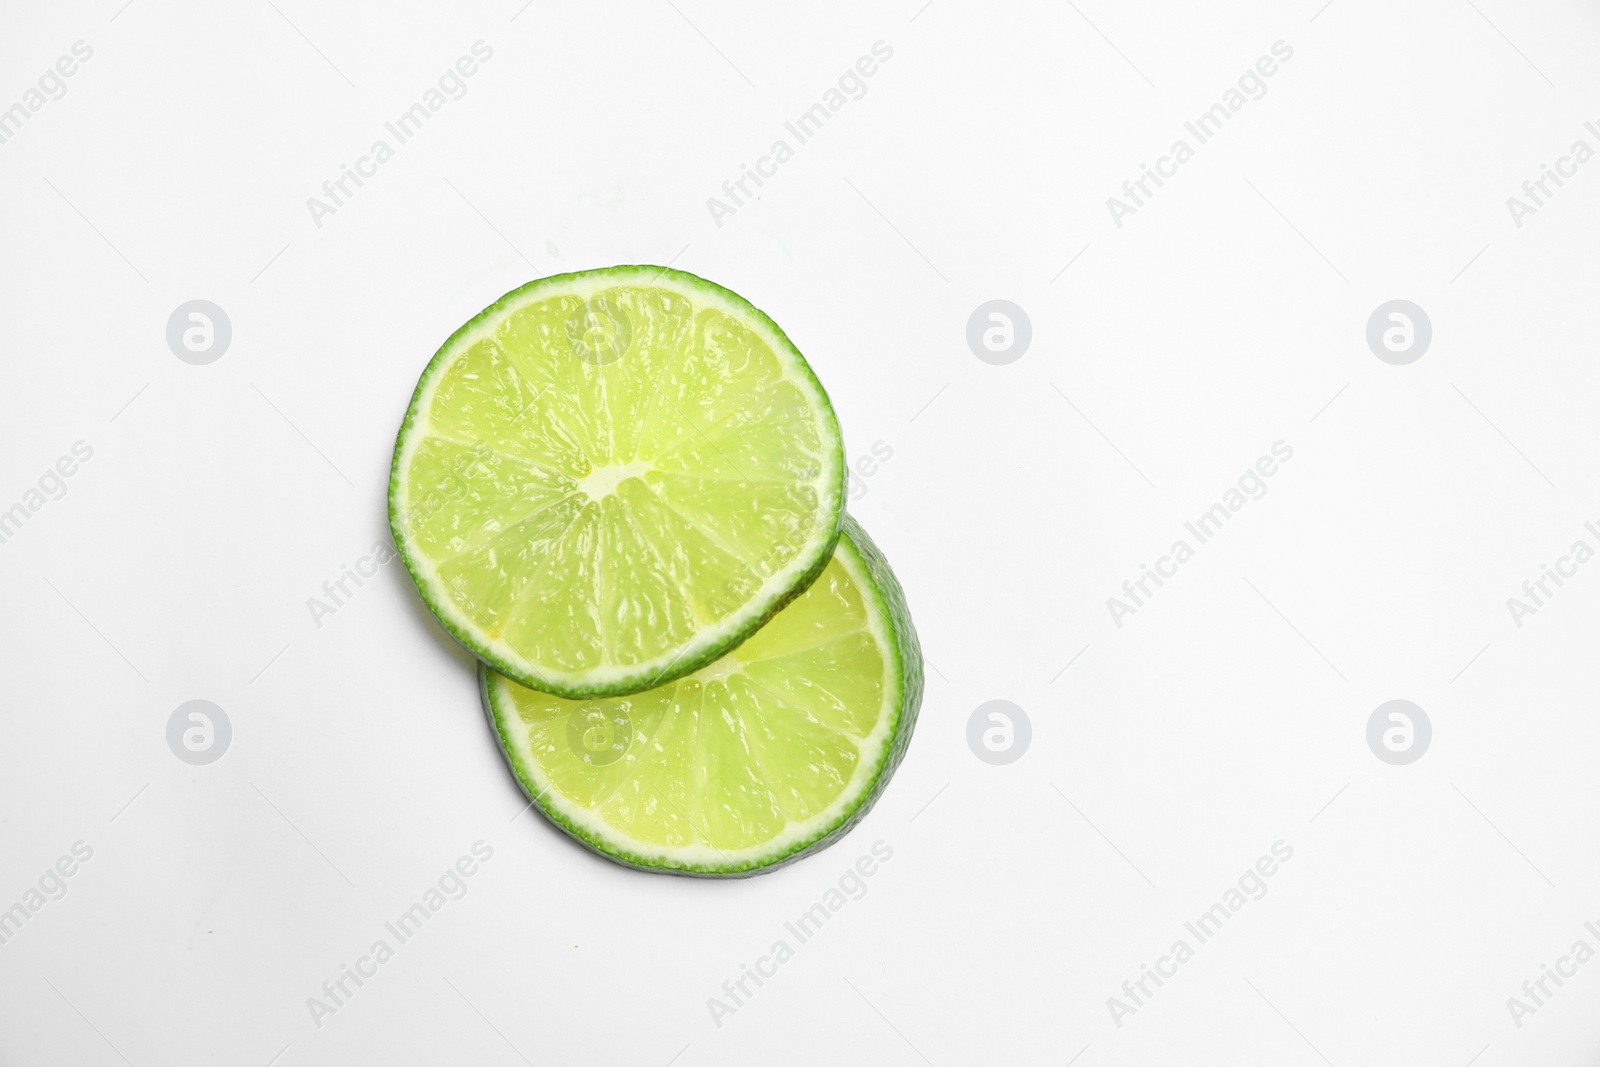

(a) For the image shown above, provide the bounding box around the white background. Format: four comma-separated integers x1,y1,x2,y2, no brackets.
2,0,1598,1063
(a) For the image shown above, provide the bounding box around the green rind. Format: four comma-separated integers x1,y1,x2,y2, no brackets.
388,265,847,700
481,514,923,877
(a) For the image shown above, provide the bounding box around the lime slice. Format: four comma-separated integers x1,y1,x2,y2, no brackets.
482,516,921,876
389,266,845,698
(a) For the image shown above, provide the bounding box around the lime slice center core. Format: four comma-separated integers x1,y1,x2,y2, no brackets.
578,460,654,502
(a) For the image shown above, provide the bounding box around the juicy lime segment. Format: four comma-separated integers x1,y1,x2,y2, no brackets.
390,267,845,697
483,517,922,875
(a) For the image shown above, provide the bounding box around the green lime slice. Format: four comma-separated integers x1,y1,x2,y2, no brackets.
482,516,921,876
389,266,846,698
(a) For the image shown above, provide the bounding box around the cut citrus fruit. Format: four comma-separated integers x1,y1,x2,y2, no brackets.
389,266,846,698
482,516,921,876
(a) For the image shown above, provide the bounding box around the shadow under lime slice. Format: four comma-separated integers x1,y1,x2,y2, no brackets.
389,266,846,699
482,516,922,876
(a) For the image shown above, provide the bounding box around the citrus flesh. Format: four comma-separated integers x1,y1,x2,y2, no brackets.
389,267,845,698
482,516,921,875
